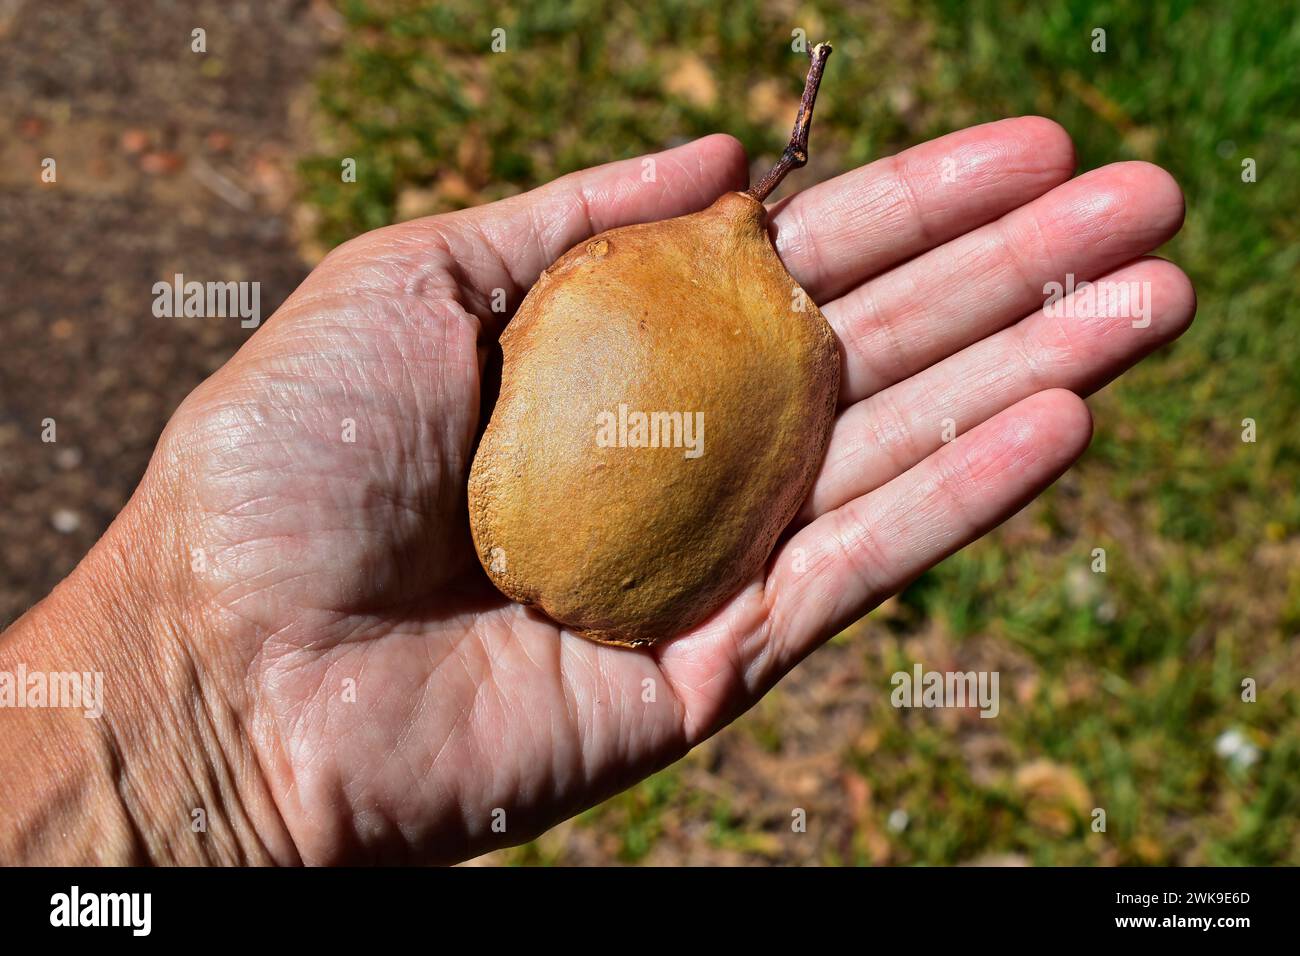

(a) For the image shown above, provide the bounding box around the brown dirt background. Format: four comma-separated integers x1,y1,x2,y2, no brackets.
0,0,328,622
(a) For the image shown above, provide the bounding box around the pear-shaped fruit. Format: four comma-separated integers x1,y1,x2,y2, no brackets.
468,44,839,647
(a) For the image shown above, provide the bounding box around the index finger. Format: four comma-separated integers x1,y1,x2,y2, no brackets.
770,116,1077,304
434,134,751,311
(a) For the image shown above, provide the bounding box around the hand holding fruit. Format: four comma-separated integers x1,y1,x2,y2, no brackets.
0,56,1192,861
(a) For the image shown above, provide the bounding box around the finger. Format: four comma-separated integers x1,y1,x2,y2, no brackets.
825,160,1186,403
770,116,1076,304
763,390,1092,684
434,134,748,302
315,134,750,323
802,257,1194,520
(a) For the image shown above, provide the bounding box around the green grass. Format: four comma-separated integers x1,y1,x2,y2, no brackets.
902,0,1300,865
303,0,1300,864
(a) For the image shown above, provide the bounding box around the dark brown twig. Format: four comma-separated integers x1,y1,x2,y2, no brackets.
746,42,833,203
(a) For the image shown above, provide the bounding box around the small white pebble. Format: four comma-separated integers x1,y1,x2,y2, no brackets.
51,509,81,534
1215,728,1259,769
887,808,909,833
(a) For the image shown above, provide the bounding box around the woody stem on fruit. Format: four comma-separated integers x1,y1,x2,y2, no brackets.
746,42,833,203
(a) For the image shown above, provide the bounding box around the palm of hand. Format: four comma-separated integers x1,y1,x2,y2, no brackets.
153,127,1190,863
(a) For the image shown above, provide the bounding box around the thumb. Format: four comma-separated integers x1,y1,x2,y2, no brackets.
419,134,750,323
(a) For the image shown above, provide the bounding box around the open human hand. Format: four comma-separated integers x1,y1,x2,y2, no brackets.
0,118,1192,865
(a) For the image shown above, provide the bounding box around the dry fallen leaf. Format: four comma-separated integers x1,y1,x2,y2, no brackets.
395,186,442,222
1013,759,1092,835
748,79,798,127
139,150,184,175
664,53,717,109
119,128,151,155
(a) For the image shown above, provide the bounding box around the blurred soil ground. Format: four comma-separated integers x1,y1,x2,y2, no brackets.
0,0,330,621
